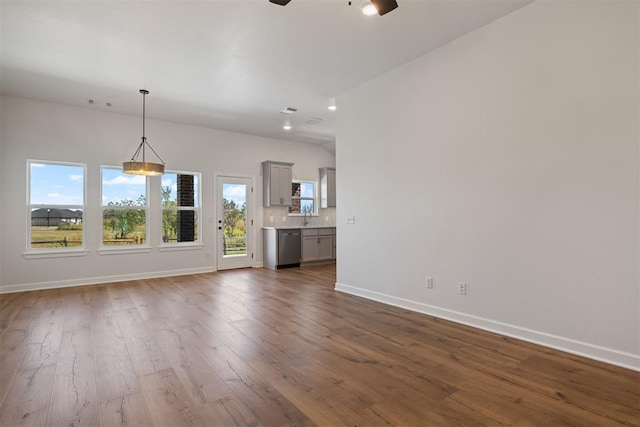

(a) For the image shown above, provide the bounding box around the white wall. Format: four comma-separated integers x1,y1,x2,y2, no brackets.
336,0,639,370
0,96,335,291
0,96,4,288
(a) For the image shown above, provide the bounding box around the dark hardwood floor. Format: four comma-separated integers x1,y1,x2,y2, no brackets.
0,264,638,426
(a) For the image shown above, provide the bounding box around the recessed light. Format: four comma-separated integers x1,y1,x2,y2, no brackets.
361,2,377,16
328,97,337,111
328,105,337,111
283,124,292,130
280,107,298,114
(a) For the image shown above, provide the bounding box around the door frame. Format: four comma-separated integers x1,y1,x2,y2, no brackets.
215,174,256,271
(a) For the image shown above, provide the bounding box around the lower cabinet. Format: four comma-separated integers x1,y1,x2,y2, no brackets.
318,235,333,260
302,228,334,262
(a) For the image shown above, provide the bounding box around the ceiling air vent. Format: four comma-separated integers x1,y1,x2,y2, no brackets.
280,107,298,114
303,116,324,125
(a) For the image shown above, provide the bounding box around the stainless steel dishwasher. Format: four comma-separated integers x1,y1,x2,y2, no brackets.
278,229,301,268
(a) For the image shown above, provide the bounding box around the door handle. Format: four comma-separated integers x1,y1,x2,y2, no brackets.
218,226,222,230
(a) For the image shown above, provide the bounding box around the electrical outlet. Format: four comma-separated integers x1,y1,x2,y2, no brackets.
458,282,467,295
425,276,433,289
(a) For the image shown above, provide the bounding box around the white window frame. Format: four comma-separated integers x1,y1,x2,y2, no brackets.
25,159,88,258
289,180,318,216
160,170,202,248
98,166,150,254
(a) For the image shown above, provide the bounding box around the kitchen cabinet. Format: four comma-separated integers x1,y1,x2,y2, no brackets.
302,228,333,262
262,161,293,207
319,167,336,208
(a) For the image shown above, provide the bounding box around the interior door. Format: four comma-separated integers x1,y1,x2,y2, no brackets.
217,175,254,270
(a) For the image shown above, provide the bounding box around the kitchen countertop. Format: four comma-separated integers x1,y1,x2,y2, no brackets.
262,225,336,230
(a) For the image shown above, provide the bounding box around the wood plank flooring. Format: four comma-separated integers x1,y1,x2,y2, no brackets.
0,265,638,426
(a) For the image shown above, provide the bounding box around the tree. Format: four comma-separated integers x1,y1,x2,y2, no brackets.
105,196,146,239
223,199,243,237
161,186,177,242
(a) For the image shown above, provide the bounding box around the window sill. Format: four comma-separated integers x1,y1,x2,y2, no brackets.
97,246,152,256
23,249,89,260
288,214,319,217
158,244,203,252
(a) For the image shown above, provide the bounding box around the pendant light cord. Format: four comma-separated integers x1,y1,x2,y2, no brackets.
141,90,146,162
142,89,146,141
129,89,165,165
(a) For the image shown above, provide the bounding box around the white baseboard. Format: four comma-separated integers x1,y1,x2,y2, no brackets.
335,282,640,372
0,267,216,294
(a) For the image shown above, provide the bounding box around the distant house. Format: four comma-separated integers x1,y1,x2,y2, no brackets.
31,208,83,226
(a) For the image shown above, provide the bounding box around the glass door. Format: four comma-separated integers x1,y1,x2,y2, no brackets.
217,175,254,270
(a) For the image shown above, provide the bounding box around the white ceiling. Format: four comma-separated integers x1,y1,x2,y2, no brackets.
1,0,532,151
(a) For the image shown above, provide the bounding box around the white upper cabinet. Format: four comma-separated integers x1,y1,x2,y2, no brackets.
319,167,336,208
262,161,293,207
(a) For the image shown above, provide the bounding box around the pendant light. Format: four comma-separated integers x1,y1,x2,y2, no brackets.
122,89,165,176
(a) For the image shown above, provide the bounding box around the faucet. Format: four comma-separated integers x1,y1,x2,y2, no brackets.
303,209,310,226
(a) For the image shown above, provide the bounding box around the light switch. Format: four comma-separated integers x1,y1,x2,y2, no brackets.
346,216,356,224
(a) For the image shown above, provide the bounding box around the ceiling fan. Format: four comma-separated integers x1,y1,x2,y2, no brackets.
269,0,399,16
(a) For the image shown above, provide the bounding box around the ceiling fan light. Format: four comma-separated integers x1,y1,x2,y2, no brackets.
361,2,378,16
371,0,398,16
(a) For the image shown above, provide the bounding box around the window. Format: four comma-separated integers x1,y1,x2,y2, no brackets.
28,161,85,250
289,181,317,215
161,172,201,244
101,167,147,246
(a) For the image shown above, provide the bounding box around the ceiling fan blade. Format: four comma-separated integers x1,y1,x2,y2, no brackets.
269,0,292,5
371,0,398,15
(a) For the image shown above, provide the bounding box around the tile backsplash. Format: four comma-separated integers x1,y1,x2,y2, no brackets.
263,207,336,227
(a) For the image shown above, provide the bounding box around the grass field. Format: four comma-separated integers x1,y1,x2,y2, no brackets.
31,224,147,248
31,226,83,248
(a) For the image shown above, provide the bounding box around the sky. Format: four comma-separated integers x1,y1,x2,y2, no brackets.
31,163,299,209
223,183,247,207
30,162,84,205
297,182,314,198
30,163,200,206
161,173,200,206
102,168,147,205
